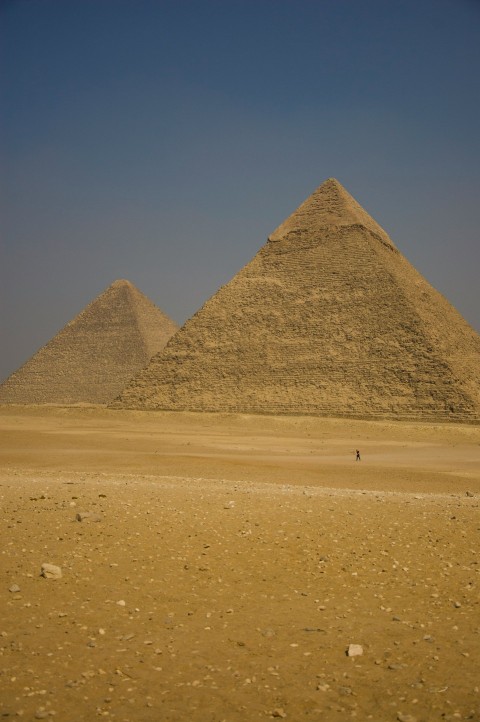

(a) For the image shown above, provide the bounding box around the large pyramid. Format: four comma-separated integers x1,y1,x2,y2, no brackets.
0,280,178,405
113,180,480,421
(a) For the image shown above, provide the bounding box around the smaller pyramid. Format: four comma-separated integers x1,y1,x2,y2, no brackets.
0,280,178,405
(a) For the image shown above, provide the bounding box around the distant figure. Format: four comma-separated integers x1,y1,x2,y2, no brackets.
356,449,361,461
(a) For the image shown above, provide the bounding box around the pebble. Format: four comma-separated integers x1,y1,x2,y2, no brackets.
116,600,126,606
262,628,276,637
346,644,363,657
75,512,102,522
40,563,62,580
35,710,50,719
303,627,325,633
271,709,287,718
8,584,21,593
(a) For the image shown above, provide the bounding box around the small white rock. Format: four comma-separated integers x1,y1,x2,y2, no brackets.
116,600,126,607
317,683,330,691
40,563,62,580
347,643,363,657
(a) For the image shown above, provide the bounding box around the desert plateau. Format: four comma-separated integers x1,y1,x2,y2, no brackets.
1,405,479,721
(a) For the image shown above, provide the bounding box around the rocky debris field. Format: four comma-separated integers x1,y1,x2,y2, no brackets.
1,471,479,722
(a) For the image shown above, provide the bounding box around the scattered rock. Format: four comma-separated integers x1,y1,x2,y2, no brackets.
261,628,276,638
40,563,62,580
346,644,363,657
116,600,126,607
303,627,325,633
397,714,417,722
8,584,20,594
465,491,474,497
223,501,235,509
35,710,49,719
75,512,102,522
271,709,287,718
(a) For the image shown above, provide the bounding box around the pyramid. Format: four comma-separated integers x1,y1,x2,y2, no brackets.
113,180,480,422
0,280,178,405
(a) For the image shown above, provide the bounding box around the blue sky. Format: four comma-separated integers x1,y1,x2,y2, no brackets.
1,0,479,382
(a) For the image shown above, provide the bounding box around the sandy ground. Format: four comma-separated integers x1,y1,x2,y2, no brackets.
0,405,479,722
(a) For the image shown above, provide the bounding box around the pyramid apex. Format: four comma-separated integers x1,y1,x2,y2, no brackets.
110,279,134,289
316,177,355,200
321,177,343,187
269,178,394,247
104,279,143,297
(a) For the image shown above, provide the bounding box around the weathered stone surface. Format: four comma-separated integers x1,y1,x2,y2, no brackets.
112,180,480,422
75,512,102,522
347,643,364,657
40,563,62,579
0,280,178,405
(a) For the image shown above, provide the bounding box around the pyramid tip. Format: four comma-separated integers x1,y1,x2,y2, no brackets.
320,177,346,191
107,279,137,292
269,177,394,246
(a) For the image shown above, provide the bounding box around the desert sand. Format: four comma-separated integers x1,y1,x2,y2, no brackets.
1,405,479,721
